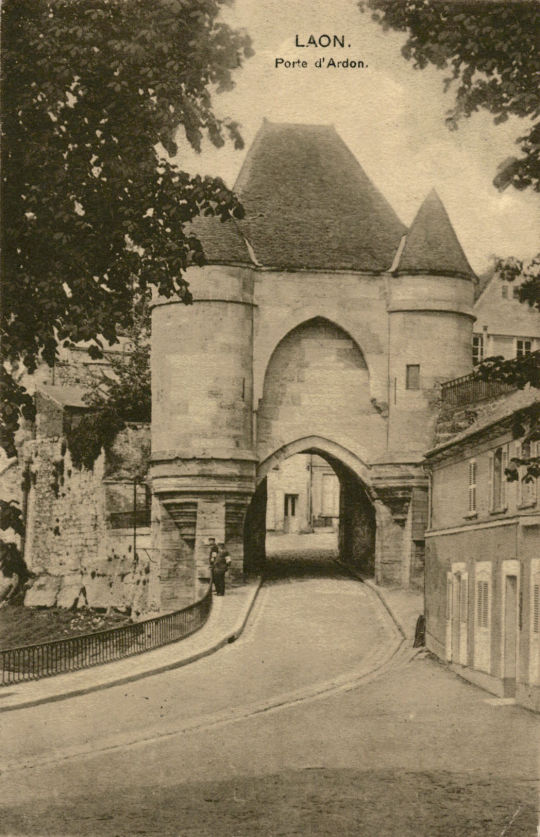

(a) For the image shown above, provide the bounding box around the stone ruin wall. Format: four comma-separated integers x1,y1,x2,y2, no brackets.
0,424,185,619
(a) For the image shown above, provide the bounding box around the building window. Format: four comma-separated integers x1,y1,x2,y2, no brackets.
493,448,503,508
517,441,537,507
512,286,521,299
501,285,508,299
472,335,484,366
490,446,507,512
284,494,298,517
516,339,532,358
406,364,420,390
468,460,477,514
477,580,489,628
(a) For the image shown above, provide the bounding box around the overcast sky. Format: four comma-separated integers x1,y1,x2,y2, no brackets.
174,0,539,275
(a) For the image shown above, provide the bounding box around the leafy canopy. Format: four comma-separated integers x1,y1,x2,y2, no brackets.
361,1,540,480
1,0,252,452
473,255,540,482
66,313,151,470
359,0,540,192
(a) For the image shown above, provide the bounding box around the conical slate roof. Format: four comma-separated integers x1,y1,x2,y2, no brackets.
233,121,406,271
395,189,475,279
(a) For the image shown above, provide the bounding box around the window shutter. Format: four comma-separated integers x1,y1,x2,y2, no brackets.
468,460,476,513
488,452,494,512
474,564,491,672
516,442,523,506
477,580,489,628
533,584,539,634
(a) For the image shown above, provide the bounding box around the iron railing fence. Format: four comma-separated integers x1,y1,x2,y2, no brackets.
1,583,212,686
441,373,515,408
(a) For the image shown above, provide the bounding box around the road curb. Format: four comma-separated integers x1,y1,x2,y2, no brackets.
0,578,263,714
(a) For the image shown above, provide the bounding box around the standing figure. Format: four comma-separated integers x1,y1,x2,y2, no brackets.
208,538,219,592
211,543,231,596
208,537,219,564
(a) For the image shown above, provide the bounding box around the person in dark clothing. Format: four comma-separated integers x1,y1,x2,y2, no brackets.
211,543,231,596
208,538,219,564
208,538,219,592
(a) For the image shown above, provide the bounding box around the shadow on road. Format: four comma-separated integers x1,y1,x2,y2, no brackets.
263,550,345,584
262,532,345,584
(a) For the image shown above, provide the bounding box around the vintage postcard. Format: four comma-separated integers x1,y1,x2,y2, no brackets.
1,0,539,834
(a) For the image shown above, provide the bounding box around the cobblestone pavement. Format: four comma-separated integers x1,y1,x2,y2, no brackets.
1,544,538,836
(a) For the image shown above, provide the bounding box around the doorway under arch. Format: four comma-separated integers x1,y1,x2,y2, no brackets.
244,441,376,577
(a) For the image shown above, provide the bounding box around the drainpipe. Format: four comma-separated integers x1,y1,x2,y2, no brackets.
133,478,137,563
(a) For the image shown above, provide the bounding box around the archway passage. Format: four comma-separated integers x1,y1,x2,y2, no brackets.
244,446,375,579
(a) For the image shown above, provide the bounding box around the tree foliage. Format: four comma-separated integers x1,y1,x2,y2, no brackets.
0,368,35,458
474,254,540,391
360,1,540,480
89,318,151,424
1,0,252,453
492,254,540,312
473,255,540,482
66,314,151,469
0,500,33,601
0,500,25,539
359,0,540,192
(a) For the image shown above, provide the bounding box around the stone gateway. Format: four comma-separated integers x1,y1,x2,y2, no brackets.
150,120,476,591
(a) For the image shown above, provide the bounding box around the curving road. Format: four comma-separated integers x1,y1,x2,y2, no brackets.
1,546,538,836
0,550,400,772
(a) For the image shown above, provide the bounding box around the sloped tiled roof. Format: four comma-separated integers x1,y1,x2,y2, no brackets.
232,120,406,271
395,189,475,279
187,214,252,265
474,268,494,301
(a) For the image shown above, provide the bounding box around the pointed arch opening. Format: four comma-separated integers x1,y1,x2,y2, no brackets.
256,317,374,466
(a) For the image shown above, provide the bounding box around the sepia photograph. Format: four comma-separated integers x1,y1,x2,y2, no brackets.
1,0,539,834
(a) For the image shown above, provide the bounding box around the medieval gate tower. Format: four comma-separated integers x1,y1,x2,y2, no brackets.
150,121,475,595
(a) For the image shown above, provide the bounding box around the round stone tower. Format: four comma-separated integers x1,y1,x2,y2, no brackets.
387,189,476,454
151,217,256,585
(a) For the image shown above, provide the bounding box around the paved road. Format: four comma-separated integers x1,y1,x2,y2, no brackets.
0,550,397,771
1,549,538,836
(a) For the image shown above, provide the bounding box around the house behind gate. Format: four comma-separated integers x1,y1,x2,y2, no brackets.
424,384,540,712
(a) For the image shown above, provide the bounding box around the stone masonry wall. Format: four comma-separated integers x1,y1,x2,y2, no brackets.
21,425,165,617
257,317,384,464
